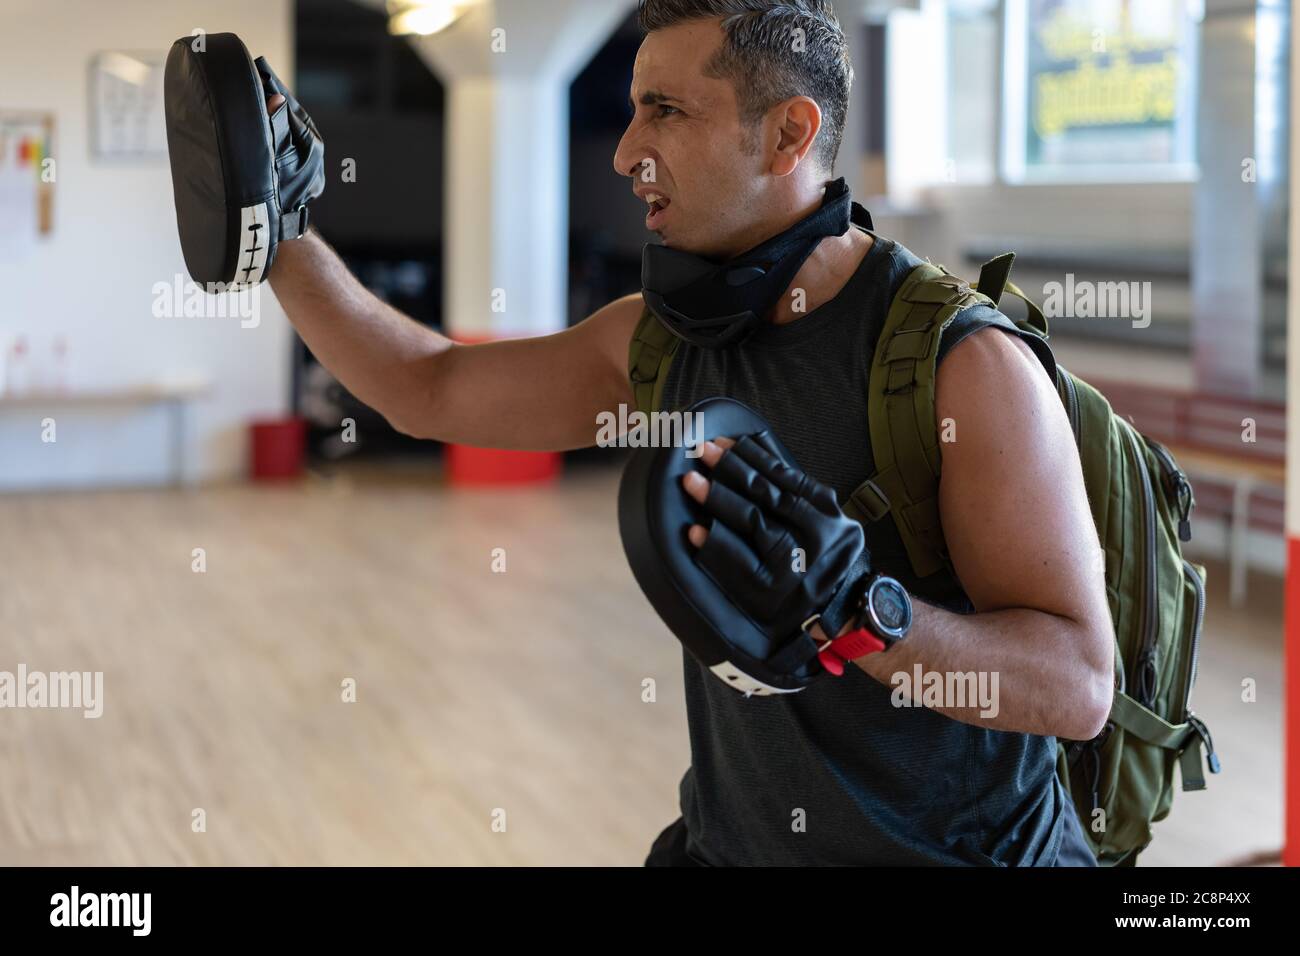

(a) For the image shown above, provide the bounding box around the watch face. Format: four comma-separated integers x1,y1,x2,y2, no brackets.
866,577,912,641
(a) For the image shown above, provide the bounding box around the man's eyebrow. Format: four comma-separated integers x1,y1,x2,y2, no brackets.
629,90,686,110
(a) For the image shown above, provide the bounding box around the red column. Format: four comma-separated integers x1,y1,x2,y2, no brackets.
1286,538,1300,866
1285,0,1300,869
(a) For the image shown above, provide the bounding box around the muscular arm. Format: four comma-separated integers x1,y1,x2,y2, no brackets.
269,231,639,450
852,328,1113,741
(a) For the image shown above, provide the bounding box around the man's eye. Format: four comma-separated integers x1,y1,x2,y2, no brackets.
657,105,680,118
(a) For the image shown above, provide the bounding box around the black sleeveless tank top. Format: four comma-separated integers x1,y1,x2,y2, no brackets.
657,231,1074,866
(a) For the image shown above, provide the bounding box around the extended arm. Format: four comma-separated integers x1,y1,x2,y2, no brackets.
269,231,640,451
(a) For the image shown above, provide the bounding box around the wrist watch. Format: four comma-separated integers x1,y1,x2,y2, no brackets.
859,575,913,644
814,573,913,676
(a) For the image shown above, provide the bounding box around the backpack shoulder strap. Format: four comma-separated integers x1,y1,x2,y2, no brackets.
844,262,994,578
628,307,681,415
974,252,1049,338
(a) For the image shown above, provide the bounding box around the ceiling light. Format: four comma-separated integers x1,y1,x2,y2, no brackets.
387,0,475,37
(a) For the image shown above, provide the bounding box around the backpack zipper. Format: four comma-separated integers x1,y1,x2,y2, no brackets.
1127,428,1159,708
1187,713,1222,775
1180,563,1221,779
1145,437,1194,542
1179,559,1206,717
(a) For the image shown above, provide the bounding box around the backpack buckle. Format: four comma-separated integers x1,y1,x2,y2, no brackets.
847,479,891,523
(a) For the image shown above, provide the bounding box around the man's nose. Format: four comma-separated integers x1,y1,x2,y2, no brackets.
613,121,651,180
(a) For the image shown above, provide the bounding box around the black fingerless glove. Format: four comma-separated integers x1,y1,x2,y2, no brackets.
255,57,325,235
693,432,871,642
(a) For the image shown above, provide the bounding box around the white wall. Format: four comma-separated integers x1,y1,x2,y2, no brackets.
0,0,295,489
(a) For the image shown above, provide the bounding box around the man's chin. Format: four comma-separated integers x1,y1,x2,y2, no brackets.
658,235,722,258
647,220,724,257
654,227,699,252
655,231,692,252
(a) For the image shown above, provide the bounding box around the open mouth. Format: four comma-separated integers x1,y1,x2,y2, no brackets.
645,193,672,229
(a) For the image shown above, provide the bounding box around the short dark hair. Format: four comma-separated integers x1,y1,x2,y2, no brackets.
637,0,854,172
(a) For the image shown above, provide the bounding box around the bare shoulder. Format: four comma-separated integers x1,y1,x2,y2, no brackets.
572,292,649,374
933,324,1070,508
935,324,1056,431
584,292,646,334
934,324,1094,615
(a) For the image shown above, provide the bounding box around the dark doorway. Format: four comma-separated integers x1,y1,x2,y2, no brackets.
292,0,444,462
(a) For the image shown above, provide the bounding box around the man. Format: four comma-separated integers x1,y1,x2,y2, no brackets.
268,0,1113,865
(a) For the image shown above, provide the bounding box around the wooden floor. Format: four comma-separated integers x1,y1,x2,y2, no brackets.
0,463,1284,866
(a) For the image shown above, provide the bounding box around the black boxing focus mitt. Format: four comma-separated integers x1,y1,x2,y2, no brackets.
164,32,325,288
618,397,874,696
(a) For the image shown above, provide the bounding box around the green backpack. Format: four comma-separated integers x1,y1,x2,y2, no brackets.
628,252,1221,866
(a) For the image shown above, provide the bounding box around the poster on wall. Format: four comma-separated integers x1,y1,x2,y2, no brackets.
89,51,167,159
0,112,55,261
1004,0,1198,180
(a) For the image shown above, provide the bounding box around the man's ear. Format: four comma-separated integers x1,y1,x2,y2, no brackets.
769,96,823,176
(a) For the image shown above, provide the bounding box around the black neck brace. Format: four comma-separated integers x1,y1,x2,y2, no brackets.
640,178,869,349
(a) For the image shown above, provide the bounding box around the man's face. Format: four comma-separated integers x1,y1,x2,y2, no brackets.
613,19,767,258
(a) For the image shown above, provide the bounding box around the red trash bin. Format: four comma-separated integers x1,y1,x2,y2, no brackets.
250,416,307,481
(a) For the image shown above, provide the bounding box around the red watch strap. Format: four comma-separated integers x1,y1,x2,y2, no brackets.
817,628,887,676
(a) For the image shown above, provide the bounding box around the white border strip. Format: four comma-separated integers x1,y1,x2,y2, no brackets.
235,203,270,288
